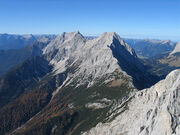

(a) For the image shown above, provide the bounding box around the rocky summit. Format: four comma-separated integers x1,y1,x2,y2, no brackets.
43,31,152,90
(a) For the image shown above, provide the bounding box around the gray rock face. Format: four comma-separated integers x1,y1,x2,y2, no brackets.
83,69,180,135
0,34,56,50
43,31,151,89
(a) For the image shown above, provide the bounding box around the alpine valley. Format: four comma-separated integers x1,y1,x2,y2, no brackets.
0,31,179,135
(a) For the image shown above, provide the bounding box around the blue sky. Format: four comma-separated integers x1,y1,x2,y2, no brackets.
0,0,179,40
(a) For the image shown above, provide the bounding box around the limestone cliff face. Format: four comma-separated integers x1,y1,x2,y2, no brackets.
43,31,150,89
83,69,180,135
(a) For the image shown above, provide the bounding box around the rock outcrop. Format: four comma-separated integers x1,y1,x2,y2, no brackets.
83,69,180,135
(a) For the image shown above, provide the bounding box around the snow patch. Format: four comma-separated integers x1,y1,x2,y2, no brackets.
85,103,108,109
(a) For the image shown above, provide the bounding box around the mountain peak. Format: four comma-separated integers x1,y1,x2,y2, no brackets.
100,32,120,41
101,32,117,37
42,31,149,89
96,32,125,48
58,31,84,40
100,32,136,57
43,31,85,55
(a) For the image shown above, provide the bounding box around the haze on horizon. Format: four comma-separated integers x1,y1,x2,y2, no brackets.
0,0,179,41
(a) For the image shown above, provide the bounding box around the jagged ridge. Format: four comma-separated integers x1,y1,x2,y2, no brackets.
43,31,152,89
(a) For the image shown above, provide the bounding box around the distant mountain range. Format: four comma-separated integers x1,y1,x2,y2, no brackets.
0,34,56,50
0,34,56,76
124,38,176,58
0,42,49,77
142,42,180,78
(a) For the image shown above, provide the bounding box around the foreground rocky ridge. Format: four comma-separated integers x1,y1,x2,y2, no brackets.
83,69,180,135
